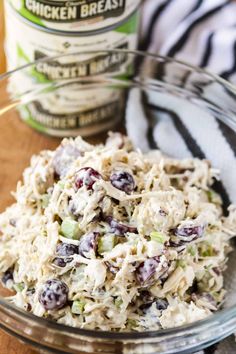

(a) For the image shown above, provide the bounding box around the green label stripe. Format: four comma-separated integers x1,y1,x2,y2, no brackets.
115,12,139,34
9,0,44,26
114,63,134,81
17,44,30,62
19,7,44,26
30,67,51,84
19,105,47,133
9,0,138,33
9,0,133,24
17,44,50,84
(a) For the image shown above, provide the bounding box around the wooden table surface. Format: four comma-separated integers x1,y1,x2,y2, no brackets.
0,3,6,76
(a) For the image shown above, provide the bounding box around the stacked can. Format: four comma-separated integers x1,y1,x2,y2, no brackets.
4,0,141,136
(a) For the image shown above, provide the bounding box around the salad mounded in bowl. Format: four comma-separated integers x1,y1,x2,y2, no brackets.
0,132,235,332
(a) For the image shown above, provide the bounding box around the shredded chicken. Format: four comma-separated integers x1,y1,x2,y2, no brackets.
0,132,235,331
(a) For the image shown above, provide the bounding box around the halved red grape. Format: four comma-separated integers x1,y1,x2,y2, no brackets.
212,267,221,276
156,298,168,311
75,167,101,190
106,216,137,236
138,290,154,312
174,225,204,242
53,243,79,267
110,171,135,194
169,238,186,252
2,268,13,285
140,298,168,313
39,279,68,310
56,243,79,256
140,290,154,304
53,257,73,268
139,302,153,312
136,258,160,285
78,232,99,258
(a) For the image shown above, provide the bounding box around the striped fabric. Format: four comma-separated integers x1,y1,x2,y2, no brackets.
127,0,236,203
126,1,236,352
140,0,236,81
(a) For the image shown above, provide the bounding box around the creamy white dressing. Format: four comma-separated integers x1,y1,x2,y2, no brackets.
0,132,235,331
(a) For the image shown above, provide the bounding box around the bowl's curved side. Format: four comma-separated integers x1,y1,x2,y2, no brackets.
0,50,236,353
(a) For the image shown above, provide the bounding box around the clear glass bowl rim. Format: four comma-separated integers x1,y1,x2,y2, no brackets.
1,49,236,341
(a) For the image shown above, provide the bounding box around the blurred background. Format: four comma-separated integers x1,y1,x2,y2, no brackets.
2,0,236,81
0,2,6,74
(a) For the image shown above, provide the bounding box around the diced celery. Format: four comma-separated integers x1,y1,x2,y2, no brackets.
41,194,50,208
207,190,213,202
176,259,186,269
150,231,167,244
60,218,80,239
200,243,215,257
58,181,65,189
114,297,123,308
207,189,222,204
126,319,138,329
41,229,47,237
72,300,85,315
98,234,115,254
73,265,86,282
188,246,196,256
202,249,214,257
13,283,24,292
212,290,224,303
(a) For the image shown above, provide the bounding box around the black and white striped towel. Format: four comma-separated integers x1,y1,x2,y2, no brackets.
126,1,236,352
127,0,236,204
140,0,236,82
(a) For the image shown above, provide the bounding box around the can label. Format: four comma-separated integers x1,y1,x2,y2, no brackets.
5,3,139,136
24,0,125,21
33,46,130,80
8,0,141,32
5,2,139,78
21,92,124,134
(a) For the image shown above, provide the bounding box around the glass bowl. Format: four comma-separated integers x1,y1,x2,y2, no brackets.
0,50,236,354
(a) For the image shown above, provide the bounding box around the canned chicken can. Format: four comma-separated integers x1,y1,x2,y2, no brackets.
5,2,139,136
7,0,141,33
5,1,139,73
15,83,126,137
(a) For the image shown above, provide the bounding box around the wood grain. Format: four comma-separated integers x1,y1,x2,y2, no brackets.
0,2,6,74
